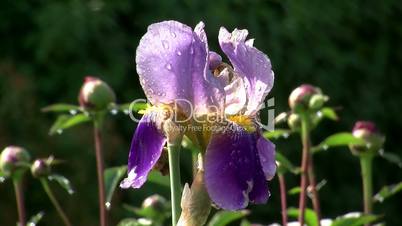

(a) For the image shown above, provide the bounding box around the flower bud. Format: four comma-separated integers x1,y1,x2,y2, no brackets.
288,84,322,112
309,94,328,110
31,159,51,178
287,113,301,132
142,194,168,213
350,121,385,156
0,146,30,177
78,76,116,111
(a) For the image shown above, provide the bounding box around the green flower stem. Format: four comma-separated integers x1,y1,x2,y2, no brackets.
360,155,373,219
308,154,321,224
298,113,310,226
40,178,72,226
168,141,182,226
278,174,288,226
13,179,25,226
94,115,108,226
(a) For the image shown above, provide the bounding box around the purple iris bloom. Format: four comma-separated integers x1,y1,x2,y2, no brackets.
121,20,276,211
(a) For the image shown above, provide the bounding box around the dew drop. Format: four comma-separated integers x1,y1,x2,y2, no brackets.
69,109,77,115
123,109,129,115
165,63,172,70
170,31,177,38
282,133,290,138
322,145,329,150
105,202,111,210
316,111,323,117
110,109,118,115
56,129,63,135
0,177,5,183
190,47,194,55
176,50,182,56
162,40,169,49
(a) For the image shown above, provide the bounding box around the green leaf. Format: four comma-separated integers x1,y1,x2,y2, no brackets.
42,104,81,113
373,182,402,203
288,186,301,195
379,151,402,168
117,218,153,226
48,174,74,194
147,171,170,188
331,213,380,226
263,129,292,140
287,207,318,226
49,114,91,135
114,102,148,114
27,211,45,225
318,107,338,121
313,132,366,152
104,165,127,205
207,210,249,226
276,152,299,175
240,220,252,226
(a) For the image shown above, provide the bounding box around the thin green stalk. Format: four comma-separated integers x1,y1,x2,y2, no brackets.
13,179,25,226
298,113,310,226
40,178,72,226
360,155,373,221
308,154,321,225
168,141,182,226
94,116,107,226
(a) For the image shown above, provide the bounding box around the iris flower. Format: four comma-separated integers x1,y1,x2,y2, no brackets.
121,20,276,211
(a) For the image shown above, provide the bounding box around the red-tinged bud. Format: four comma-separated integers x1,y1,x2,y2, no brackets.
78,76,116,111
288,84,323,112
350,121,385,156
31,159,51,178
0,146,30,177
142,194,168,213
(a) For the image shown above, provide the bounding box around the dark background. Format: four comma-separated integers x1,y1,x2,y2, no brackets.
1,0,401,225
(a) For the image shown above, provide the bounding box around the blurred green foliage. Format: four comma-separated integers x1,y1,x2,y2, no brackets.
1,0,401,225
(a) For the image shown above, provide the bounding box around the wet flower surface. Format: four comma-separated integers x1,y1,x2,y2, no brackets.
121,20,276,210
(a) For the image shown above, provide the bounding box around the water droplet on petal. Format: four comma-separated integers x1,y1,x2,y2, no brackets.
162,40,169,49
190,47,194,55
177,50,182,56
170,31,177,38
165,63,172,70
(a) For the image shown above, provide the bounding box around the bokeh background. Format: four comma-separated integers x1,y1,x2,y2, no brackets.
1,0,401,225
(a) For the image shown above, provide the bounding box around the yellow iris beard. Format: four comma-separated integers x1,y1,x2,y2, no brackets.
227,115,256,133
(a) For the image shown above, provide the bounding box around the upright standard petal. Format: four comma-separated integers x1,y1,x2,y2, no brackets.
204,123,270,210
218,27,274,115
136,20,224,115
120,113,166,189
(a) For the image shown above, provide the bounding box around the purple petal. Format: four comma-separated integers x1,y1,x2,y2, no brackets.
204,124,270,210
208,51,222,70
257,135,276,180
120,113,166,189
218,27,274,115
136,20,224,115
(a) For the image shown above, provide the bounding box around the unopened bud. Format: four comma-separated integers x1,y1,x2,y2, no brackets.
288,84,322,112
78,76,116,111
142,194,168,213
309,94,328,110
287,113,301,132
0,146,30,177
350,121,385,156
31,159,51,178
